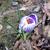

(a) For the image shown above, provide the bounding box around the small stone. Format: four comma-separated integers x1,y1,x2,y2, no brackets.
34,6,40,12
0,24,3,31
6,25,11,29
19,7,28,11
12,2,18,6
5,47,8,50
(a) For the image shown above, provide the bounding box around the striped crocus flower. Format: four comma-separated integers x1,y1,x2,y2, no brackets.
19,14,38,33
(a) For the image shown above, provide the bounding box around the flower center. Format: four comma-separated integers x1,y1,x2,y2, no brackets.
26,18,33,24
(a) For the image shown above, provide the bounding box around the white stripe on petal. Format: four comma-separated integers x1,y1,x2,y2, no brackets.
19,16,28,30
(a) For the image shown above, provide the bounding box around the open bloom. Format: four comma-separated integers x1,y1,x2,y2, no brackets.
19,14,38,33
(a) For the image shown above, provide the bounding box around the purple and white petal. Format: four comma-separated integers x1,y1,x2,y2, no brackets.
19,14,38,33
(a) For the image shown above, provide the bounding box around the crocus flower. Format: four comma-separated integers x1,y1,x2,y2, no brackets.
19,14,38,33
